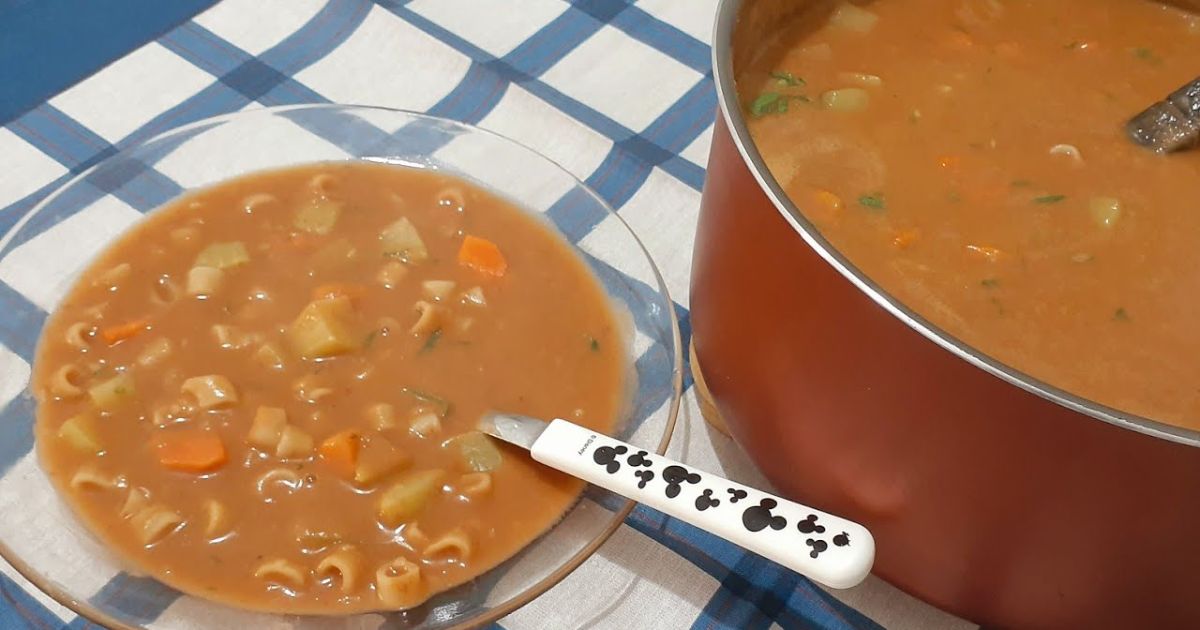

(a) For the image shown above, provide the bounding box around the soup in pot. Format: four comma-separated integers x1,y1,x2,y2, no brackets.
741,0,1200,429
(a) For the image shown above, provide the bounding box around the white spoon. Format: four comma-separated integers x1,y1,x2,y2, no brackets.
478,413,875,589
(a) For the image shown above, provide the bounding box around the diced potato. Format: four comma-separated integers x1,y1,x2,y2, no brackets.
248,406,288,450
287,296,360,359
821,88,870,112
355,435,411,485
378,469,444,527
367,403,397,430
828,2,878,32
194,242,249,269
88,373,135,410
186,266,223,297
254,343,286,370
408,412,442,439
379,217,428,263
294,200,342,235
58,414,102,453
276,425,315,459
443,431,503,472
421,280,456,301
376,261,408,289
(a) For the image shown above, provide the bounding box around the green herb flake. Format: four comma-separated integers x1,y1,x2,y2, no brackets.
1033,194,1066,204
420,330,442,354
980,278,1001,289
400,387,452,417
1065,41,1082,50
750,92,787,117
363,330,378,348
588,336,600,352
1114,307,1130,322
858,193,887,211
1131,47,1158,62
769,71,805,87
947,190,962,203
1010,179,1033,188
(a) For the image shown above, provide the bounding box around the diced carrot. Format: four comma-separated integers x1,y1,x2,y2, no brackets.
457,235,508,277
892,228,922,250
100,319,149,345
154,430,227,473
311,283,367,303
319,430,360,478
965,244,1003,262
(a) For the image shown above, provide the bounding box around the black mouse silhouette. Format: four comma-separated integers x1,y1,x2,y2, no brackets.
661,465,701,498
694,489,720,511
742,498,787,532
726,488,748,504
832,532,851,547
627,450,652,467
806,538,829,558
796,514,826,534
593,445,628,474
634,469,654,489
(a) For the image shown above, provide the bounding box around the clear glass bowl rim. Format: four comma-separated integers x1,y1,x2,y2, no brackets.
0,103,684,629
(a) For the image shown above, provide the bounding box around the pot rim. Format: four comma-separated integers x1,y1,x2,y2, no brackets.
710,0,1200,448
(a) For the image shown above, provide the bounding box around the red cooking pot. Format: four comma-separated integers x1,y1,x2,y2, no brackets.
689,1,1200,628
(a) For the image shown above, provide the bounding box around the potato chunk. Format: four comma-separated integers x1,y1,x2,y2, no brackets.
288,296,359,359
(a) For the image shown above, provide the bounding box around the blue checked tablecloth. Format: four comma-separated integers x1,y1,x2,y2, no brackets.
0,2,974,628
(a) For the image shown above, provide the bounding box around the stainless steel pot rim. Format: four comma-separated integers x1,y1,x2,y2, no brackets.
710,0,1200,448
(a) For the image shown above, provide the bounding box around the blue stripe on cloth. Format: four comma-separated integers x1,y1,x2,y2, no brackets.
624,506,882,630
0,0,218,126
83,575,180,627
0,569,64,629
0,281,43,362
500,1,619,77
612,6,711,74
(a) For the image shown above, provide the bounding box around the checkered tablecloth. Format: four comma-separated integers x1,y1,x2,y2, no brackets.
0,2,975,628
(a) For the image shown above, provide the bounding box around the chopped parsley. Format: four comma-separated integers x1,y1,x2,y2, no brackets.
1033,194,1066,204
1131,47,1158,62
751,92,788,117
588,336,600,352
858,193,887,211
769,71,806,87
1114,307,1130,322
1010,179,1033,188
980,278,1001,289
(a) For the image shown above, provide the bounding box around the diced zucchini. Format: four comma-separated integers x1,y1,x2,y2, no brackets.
443,431,503,472
287,296,360,359
194,242,249,269
294,200,342,235
355,435,410,485
379,217,428,263
88,373,135,410
377,469,444,527
58,414,102,453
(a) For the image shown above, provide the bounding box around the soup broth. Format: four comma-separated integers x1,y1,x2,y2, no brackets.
741,0,1200,428
33,162,626,613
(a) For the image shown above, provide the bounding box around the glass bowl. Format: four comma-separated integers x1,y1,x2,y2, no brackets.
0,105,682,629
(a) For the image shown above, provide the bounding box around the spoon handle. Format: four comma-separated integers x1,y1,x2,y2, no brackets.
530,419,875,589
1127,76,1200,153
